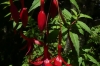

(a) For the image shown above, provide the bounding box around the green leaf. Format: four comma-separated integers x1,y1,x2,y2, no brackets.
87,54,100,66
28,0,40,13
62,26,68,40
4,13,11,17
78,57,82,66
16,22,22,30
77,21,91,34
13,21,17,28
0,1,10,5
70,0,79,12
62,9,72,19
82,61,85,66
69,31,79,56
79,14,92,19
76,23,84,35
71,9,77,16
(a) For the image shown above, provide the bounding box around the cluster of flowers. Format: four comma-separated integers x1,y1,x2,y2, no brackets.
9,0,71,66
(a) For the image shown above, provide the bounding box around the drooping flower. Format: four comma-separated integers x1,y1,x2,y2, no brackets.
10,0,19,23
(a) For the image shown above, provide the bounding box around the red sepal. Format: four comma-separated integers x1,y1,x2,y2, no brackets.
20,8,28,27
37,10,46,32
49,0,58,18
10,0,19,23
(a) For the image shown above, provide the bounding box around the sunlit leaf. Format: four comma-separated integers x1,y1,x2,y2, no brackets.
16,22,22,30
62,9,72,19
77,21,91,34
78,57,82,66
82,61,85,66
0,1,10,5
71,9,77,16
28,0,40,13
76,23,84,35
70,0,79,12
79,14,92,19
69,31,79,56
4,13,11,17
13,21,17,28
87,54,100,66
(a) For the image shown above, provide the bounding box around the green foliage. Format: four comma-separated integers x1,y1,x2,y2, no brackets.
88,25,100,44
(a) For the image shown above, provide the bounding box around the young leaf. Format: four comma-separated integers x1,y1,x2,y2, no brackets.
79,14,92,19
28,0,40,13
70,0,79,12
77,21,91,34
87,54,100,66
69,31,79,56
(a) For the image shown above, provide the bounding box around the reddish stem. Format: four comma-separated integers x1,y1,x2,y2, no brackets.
10,0,13,5
41,0,44,10
20,0,24,8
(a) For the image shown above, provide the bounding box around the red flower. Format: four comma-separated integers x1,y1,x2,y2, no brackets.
20,8,28,27
37,0,47,32
54,55,62,66
10,0,19,23
37,10,46,32
20,32,44,55
44,59,52,66
49,0,58,18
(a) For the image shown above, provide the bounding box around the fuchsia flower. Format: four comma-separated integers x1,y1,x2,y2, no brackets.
10,0,19,23
20,0,28,27
37,0,47,32
20,32,44,55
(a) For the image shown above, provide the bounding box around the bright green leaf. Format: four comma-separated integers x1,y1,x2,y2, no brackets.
77,21,91,34
13,21,17,28
16,23,22,30
87,54,100,66
78,57,82,66
70,0,79,12
79,14,92,19
71,9,78,16
76,23,84,35
62,9,72,19
4,13,11,17
28,0,40,13
82,61,85,66
69,31,79,56
0,1,10,5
